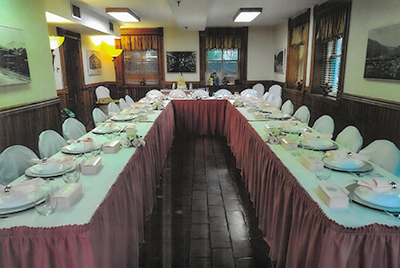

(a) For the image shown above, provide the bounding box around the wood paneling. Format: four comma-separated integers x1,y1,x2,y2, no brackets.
0,97,61,156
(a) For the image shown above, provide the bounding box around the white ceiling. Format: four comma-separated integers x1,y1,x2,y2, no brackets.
52,0,326,34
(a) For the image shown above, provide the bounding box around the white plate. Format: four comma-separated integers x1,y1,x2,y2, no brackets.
281,125,308,134
25,162,75,177
323,158,372,172
61,145,93,155
355,185,400,208
0,190,46,214
300,140,338,151
267,113,291,120
111,115,134,121
92,126,118,134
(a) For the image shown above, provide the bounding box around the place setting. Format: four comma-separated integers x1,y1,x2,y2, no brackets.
25,156,77,178
299,132,338,151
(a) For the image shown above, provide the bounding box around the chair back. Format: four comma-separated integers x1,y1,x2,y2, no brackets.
293,105,310,125
360,140,400,177
95,86,111,100
38,130,68,159
281,100,294,115
193,89,209,98
125,95,134,105
119,98,129,110
241,89,258,97
265,94,274,104
0,145,38,185
108,102,121,115
269,85,282,98
62,118,87,140
312,115,335,135
261,92,269,102
215,89,232,97
169,89,186,98
92,108,108,125
146,89,163,99
270,97,282,109
335,126,363,153
252,83,265,98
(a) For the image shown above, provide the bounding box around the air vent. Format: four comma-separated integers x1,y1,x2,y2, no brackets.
71,4,81,20
109,22,114,32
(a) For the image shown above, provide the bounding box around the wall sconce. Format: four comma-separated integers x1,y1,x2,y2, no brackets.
101,42,123,69
106,8,140,22
49,35,65,69
233,8,262,22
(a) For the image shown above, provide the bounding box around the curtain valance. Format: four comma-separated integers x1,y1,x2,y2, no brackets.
314,2,351,41
121,35,160,50
204,28,246,49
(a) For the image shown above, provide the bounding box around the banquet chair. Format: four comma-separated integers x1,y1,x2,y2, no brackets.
312,115,335,135
359,140,400,177
38,130,68,159
335,126,363,153
0,145,38,185
193,89,209,98
92,108,108,125
262,92,270,102
281,100,294,115
125,95,134,105
252,83,265,98
146,89,163,99
270,97,282,109
108,102,121,115
241,89,258,97
95,86,110,100
268,85,282,99
214,89,232,97
265,94,274,104
119,98,129,110
62,118,87,140
293,105,310,125
169,89,186,98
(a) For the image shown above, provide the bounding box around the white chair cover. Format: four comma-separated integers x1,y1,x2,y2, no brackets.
108,102,121,115
62,118,87,140
38,130,68,159
169,89,186,99
95,86,111,100
265,94,274,104
214,89,232,97
261,92,270,102
293,105,310,125
241,89,258,97
119,98,129,110
146,89,163,99
125,95,134,105
269,85,282,99
252,83,265,98
192,89,209,99
270,97,282,109
0,145,38,185
335,126,363,153
92,108,108,125
312,115,335,135
281,100,294,115
360,140,400,177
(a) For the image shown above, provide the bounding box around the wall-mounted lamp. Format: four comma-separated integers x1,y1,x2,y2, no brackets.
106,8,140,22
101,42,123,70
233,8,262,23
49,35,65,69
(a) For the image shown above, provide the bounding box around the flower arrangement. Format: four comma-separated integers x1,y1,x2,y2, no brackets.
233,99,244,107
120,132,146,148
153,101,164,110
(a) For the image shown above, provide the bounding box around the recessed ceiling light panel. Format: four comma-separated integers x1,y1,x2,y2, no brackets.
106,8,140,23
233,8,262,23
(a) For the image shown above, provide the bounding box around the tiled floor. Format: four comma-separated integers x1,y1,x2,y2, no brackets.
139,136,272,268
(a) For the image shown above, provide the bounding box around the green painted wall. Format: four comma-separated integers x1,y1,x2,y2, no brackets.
0,0,56,108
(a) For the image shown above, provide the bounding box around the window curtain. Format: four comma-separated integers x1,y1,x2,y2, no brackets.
290,25,306,46
205,28,246,49
121,35,160,50
314,2,351,41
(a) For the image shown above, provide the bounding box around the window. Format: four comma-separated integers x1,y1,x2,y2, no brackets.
200,27,248,85
286,10,310,90
118,28,164,86
311,0,351,97
206,48,239,83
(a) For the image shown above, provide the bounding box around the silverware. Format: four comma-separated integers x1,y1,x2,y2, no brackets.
3,185,11,194
384,210,400,221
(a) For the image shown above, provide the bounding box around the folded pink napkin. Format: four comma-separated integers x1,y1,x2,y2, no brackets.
325,151,369,160
30,156,74,165
302,132,332,141
358,178,393,193
0,178,46,198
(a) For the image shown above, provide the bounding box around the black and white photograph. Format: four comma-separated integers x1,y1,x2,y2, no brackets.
364,23,400,81
166,51,196,73
88,50,102,75
274,48,285,74
0,25,31,86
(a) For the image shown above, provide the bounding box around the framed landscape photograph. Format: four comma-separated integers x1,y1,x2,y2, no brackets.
0,25,31,86
274,48,285,74
166,51,196,73
88,50,102,76
364,23,400,81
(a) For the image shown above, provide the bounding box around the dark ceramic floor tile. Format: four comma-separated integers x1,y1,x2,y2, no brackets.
190,239,211,257
210,231,231,248
191,224,209,239
211,248,235,267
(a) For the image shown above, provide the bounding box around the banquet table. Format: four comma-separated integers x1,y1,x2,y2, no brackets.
1,99,400,268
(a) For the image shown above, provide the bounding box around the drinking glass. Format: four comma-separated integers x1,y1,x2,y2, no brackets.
34,184,57,216
315,168,332,181
91,143,102,157
62,164,80,184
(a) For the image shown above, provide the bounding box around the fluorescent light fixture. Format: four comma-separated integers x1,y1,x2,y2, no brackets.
106,8,140,22
233,8,262,22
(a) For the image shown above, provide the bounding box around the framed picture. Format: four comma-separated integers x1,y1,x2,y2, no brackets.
364,23,400,81
0,25,31,86
166,51,196,73
88,50,101,76
274,48,285,74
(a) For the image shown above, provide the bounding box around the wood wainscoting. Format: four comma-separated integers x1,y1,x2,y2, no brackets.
285,88,400,149
0,97,62,156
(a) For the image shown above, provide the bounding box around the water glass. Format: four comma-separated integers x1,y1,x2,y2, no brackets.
91,143,102,157
315,168,332,181
290,146,304,157
62,164,80,184
34,184,57,216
